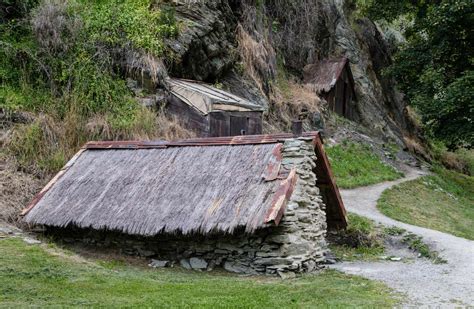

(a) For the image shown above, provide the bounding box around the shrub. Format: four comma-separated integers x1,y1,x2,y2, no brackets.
1,0,185,176
81,0,178,56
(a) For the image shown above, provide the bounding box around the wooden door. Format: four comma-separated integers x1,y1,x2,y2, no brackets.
230,116,248,136
209,112,229,137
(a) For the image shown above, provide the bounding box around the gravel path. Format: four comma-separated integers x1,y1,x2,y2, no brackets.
332,167,474,307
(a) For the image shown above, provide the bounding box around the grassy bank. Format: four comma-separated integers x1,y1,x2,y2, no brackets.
329,213,385,261
325,142,403,188
378,167,474,240
0,238,398,307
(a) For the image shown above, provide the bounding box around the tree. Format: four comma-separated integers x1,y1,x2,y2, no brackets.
362,0,474,148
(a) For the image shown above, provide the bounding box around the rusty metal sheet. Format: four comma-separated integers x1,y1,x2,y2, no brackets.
264,169,297,225
21,149,86,216
303,57,348,92
85,140,168,149
262,143,282,181
313,136,347,228
83,132,322,150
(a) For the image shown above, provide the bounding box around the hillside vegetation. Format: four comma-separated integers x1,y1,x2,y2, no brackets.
0,238,399,307
360,0,473,149
1,0,188,177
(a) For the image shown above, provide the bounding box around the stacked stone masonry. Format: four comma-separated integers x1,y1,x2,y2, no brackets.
47,137,328,276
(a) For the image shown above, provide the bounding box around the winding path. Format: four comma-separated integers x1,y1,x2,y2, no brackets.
332,167,474,307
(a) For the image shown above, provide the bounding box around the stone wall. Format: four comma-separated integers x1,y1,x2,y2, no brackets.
46,137,327,276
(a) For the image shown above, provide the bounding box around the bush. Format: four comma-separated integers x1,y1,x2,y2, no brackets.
430,141,474,176
364,0,473,149
0,0,186,176
329,213,384,261
82,0,177,56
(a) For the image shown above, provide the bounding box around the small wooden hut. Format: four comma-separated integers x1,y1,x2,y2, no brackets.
167,78,264,137
303,57,357,119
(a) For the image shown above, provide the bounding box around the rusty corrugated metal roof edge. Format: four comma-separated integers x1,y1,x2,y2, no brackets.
83,132,323,150
22,131,348,231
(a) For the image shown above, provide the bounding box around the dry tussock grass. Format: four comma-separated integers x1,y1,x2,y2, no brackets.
440,151,467,172
236,23,276,95
0,153,45,224
265,78,322,133
265,0,323,70
155,110,195,141
124,49,168,87
403,136,430,161
7,107,194,176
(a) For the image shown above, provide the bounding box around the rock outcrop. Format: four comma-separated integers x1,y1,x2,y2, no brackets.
164,1,237,81
160,0,414,144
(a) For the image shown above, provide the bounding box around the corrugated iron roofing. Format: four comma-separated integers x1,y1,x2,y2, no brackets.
23,132,347,235
168,78,265,115
303,57,349,93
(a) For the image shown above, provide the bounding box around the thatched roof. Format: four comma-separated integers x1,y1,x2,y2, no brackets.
23,133,346,235
303,57,352,93
168,78,264,115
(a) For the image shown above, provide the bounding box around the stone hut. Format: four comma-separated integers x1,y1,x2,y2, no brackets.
22,132,346,276
167,78,264,137
304,57,357,120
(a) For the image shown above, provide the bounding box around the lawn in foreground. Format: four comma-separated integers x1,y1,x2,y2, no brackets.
378,167,474,240
0,238,398,308
325,141,403,189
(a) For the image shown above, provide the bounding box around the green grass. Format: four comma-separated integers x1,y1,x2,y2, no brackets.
325,142,404,188
0,238,398,308
330,214,385,261
378,167,474,240
330,244,384,262
400,233,446,264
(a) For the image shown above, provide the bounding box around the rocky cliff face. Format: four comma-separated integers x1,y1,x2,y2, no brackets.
164,1,237,81
160,0,413,144
326,0,409,142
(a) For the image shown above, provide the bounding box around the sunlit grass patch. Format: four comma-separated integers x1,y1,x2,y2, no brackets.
326,141,403,188
378,167,474,240
0,238,399,307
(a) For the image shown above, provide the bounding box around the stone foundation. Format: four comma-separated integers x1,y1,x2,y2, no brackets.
46,137,328,276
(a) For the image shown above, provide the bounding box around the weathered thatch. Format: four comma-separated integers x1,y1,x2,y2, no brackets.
23,133,346,236
24,145,283,235
303,57,349,93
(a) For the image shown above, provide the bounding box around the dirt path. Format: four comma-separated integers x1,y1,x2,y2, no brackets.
332,167,474,307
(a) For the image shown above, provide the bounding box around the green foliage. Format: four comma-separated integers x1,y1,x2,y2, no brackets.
360,0,473,148
330,214,385,261
0,238,399,307
325,141,404,188
430,137,474,175
0,0,39,22
401,233,446,264
383,226,406,236
8,116,67,174
0,0,180,175
81,0,177,56
378,167,474,240
347,213,376,235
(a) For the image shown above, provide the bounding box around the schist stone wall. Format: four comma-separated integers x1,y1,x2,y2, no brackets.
46,138,328,276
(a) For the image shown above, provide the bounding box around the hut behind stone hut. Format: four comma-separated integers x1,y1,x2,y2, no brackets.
167,78,264,137
22,132,346,276
304,57,357,120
